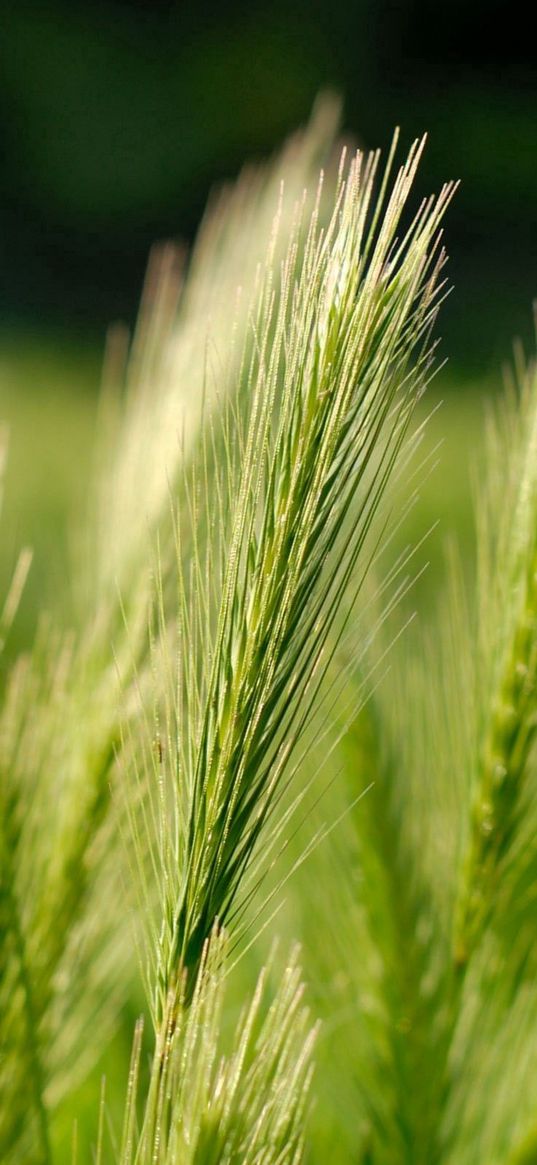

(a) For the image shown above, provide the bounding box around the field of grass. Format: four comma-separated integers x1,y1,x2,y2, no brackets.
0,331,503,1160
2,107,537,1165
0,334,487,655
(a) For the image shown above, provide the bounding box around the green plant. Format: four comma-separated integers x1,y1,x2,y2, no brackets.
1,99,537,1165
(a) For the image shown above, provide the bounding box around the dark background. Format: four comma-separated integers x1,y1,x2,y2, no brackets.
1,0,535,372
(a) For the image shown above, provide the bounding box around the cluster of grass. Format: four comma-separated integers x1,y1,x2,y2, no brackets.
1,99,537,1164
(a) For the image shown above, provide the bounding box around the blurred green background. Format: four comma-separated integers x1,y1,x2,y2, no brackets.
0,0,535,641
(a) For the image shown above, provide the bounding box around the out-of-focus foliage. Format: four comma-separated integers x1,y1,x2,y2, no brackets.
1,0,535,367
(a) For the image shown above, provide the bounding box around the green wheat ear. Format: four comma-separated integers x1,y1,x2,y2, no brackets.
453,352,537,968
125,132,454,1031
108,115,453,1165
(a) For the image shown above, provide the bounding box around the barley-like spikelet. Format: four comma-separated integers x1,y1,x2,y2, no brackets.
454,356,537,968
